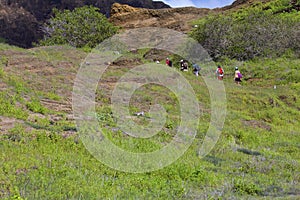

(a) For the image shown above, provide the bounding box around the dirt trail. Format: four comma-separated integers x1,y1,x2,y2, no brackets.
0,116,23,133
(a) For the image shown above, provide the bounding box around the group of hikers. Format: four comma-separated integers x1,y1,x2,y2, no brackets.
163,58,243,85
165,58,199,75
216,65,243,85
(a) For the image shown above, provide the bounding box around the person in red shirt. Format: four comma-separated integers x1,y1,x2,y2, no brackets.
216,65,224,80
166,58,170,66
166,58,172,67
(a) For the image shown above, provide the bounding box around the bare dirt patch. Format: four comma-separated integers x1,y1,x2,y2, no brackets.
0,116,24,133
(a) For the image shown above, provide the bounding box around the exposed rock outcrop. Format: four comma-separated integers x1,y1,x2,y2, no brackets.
109,3,212,33
95,0,170,17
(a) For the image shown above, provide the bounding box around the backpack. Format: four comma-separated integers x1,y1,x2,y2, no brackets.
218,68,223,75
238,72,243,78
193,64,200,71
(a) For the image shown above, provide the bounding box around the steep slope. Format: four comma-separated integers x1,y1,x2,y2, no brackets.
0,43,299,199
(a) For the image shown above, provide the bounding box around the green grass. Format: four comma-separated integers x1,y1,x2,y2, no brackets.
0,44,299,199
29,45,86,65
0,92,28,120
25,99,49,114
0,43,26,52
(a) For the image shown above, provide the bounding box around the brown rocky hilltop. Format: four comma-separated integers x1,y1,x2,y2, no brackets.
109,3,211,33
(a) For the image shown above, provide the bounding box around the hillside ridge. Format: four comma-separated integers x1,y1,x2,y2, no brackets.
1,0,298,48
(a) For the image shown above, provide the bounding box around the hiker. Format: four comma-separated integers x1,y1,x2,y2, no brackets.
166,58,172,67
168,59,173,67
216,65,224,80
180,60,184,71
180,60,188,71
183,62,188,71
234,66,242,85
192,63,201,76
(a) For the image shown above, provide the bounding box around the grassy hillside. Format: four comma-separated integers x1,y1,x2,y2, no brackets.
0,42,299,199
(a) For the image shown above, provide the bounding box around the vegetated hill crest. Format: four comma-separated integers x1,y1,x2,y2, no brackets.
0,0,289,47
109,0,300,35
108,0,275,33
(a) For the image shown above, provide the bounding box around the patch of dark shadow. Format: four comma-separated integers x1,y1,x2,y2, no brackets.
286,188,300,196
25,122,76,132
61,126,77,132
242,119,271,131
237,148,262,156
278,95,288,100
203,155,224,166
25,122,49,130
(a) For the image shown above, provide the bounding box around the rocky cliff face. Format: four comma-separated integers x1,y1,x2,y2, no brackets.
0,0,170,47
0,4,40,47
95,0,170,16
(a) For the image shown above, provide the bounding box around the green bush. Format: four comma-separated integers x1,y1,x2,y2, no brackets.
39,6,118,48
233,179,262,195
191,8,300,60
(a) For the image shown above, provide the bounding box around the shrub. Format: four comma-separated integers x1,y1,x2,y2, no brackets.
39,6,118,48
191,10,300,60
233,179,262,195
